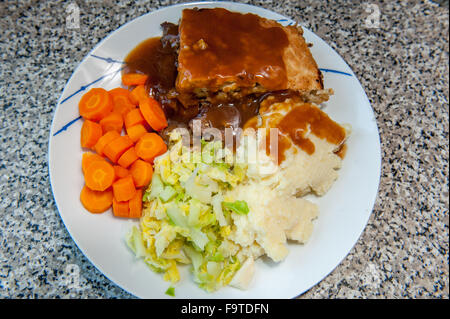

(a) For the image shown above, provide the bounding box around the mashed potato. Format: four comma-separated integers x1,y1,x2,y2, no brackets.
226,100,350,263
227,181,318,262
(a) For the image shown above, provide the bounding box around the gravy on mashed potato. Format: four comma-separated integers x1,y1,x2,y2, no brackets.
225,99,349,263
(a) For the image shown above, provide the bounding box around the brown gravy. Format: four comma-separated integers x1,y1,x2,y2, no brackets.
334,143,347,159
177,8,289,91
123,22,179,116
266,133,293,164
245,102,347,163
277,103,347,156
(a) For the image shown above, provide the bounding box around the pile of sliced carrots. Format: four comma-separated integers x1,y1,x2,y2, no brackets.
79,73,168,218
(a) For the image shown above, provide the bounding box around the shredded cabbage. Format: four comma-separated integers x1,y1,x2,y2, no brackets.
126,133,250,292
223,200,250,215
165,287,175,297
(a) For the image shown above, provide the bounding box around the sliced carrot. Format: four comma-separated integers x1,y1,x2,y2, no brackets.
114,165,130,180
79,88,113,121
129,159,153,188
139,97,168,131
94,130,121,156
135,133,167,163
80,120,103,149
82,152,106,175
80,185,113,214
103,135,133,163
117,147,139,168
84,160,115,191
129,189,143,218
109,87,131,99
113,95,135,117
112,197,129,218
99,112,123,133
126,124,148,143
129,85,148,105
124,108,146,129
112,175,136,202
109,88,136,118
122,73,148,86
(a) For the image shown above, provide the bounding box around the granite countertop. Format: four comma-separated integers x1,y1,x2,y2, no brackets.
0,0,448,298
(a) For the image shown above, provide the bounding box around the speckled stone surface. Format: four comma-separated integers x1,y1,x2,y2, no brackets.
0,0,448,299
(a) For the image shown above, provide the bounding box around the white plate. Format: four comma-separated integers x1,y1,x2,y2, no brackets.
48,1,381,299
